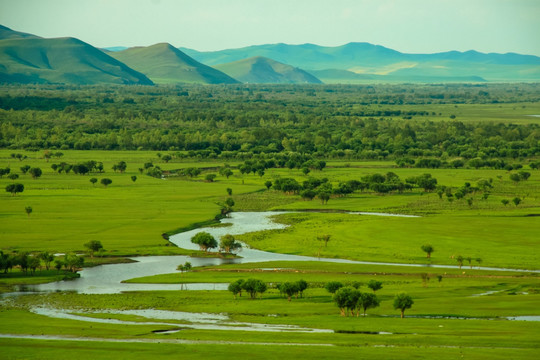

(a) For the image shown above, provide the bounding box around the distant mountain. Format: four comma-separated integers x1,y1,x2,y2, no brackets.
109,43,238,84
102,46,128,52
0,26,153,85
214,56,321,84
182,42,540,82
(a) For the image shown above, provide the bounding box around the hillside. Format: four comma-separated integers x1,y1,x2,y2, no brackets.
214,56,321,84
0,24,40,40
109,43,238,84
0,36,153,85
182,42,540,82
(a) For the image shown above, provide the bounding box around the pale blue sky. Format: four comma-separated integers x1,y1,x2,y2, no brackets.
1,0,539,55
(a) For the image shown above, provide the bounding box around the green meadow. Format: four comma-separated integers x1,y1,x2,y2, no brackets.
1,131,540,356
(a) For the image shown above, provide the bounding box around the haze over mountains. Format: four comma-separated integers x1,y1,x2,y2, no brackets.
1,25,539,85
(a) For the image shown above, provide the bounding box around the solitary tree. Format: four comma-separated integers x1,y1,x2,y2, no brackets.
29,167,42,179
264,180,272,190
512,197,521,206
90,178,98,186
219,234,242,254
205,174,217,182
100,178,112,187
393,293,414,319
6,183,24,196
317,234,331,248
191,232,218,252
8,174,18,181
367,279,383,292
333,287,357,316
501,199,509,206
84,240,104,258
226,188,232,196
25,206,32,217
20,165,31,174
421,244,434,259
131,175,137,182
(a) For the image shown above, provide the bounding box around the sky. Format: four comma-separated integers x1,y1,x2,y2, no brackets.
1,0,539,55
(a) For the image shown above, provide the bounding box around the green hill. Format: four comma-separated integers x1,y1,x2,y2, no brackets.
214,56,321,84
109,43,238,84
0,36,153,85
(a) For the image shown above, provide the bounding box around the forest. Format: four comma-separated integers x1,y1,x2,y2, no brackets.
0,83,539,164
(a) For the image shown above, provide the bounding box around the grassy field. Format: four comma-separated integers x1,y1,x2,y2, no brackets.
1,149,539,358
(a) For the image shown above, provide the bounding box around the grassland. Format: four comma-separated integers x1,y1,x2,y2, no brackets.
1,147,539,359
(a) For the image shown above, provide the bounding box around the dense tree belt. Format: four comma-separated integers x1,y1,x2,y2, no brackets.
0,84,539,161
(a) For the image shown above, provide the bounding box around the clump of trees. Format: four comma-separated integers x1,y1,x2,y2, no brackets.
277,280,308,301
228,278,267,299
333,287,381,317
0,250,84,275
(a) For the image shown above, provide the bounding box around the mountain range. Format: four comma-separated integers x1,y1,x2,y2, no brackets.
1,24,539,85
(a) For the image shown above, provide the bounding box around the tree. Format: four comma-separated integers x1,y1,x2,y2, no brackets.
393,293,414,319
280,282,300,301
84,240,104,258
222,169,233,179
318,192,330,204
317,234,331,248
358,292,380,316
512,197,521,206
191,232,218,252
264,180,272,190
100,178,112,187
325,281,344,294
131,175,137,182
228,280,243,299
90,178,98,186
39,251,55,270
25,206,32,217
20,165,31,174
219,234,242,254
228,279,245,298
333,287,358,316
295,279,308,298
242,278,267,299
29,167,42,179
161,154,172,163
501,199,509,206
456,255,464,269
205,173,217,182
367,279,383,292
177,261,192,273
6,183,24,196
476,257,483,268
466,256,473,269
421,244,434,258
8,173,18,181
226,187,232,196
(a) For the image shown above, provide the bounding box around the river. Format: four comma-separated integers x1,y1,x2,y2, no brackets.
14,211,538,295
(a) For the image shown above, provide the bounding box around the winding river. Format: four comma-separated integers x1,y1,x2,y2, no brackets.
13,211,538,295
